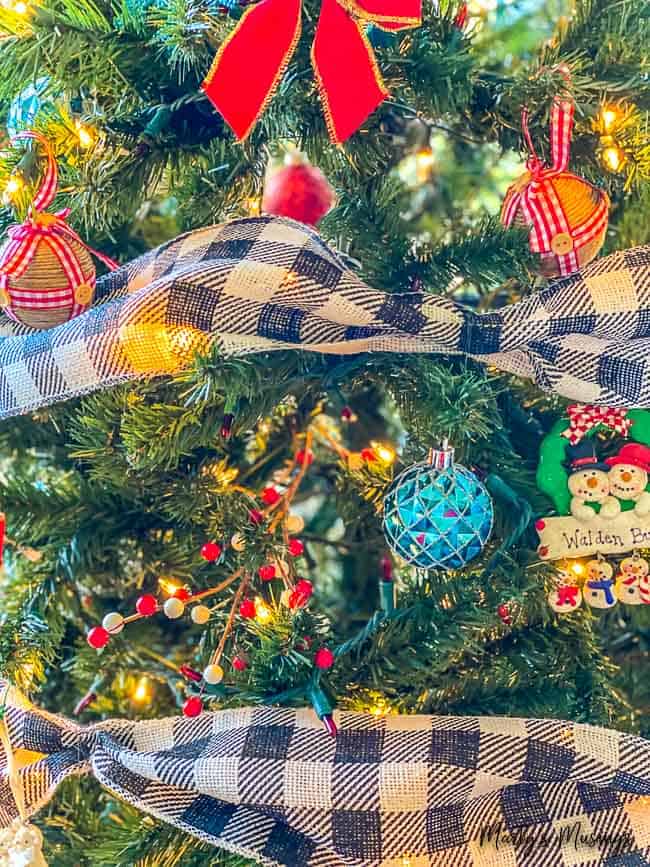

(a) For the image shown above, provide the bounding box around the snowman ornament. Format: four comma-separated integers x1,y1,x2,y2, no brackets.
615,553,649,605
605,443,650,515
565,442,620,522
548,565,583,613
584,556,616,609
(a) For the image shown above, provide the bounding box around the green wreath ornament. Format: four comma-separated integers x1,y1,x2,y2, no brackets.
536,409,650,516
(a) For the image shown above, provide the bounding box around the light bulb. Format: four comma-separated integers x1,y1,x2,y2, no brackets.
255,597,272,624
132,676,151,704
602,145,625,173
4,176,23,196
13,0,29,13
601,107,618,133
569,561,585,578
158,576,182,596
75,121,94,149
372,442,396,465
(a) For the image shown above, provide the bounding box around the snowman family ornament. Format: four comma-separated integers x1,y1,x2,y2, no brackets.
547,552,650,614
536,406,650,560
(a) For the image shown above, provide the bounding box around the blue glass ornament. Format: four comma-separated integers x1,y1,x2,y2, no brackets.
383,443,493,570
7,77,51,139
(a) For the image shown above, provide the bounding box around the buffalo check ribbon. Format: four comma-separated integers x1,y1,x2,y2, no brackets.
201,0,421,144
1,680,650,866
0,132,118,322
561,404,633,445
501,99,610,277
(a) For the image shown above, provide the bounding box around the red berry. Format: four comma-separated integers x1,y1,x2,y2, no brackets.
295,449,313,467
232,656,248,672
136,594,158,616
249,509,264,526
288,539,304,557
341,406,353,421
497,604,511,624
201,541,222,562
179,664,202,683
296,635,313,651
174,587,192,602
240,598,256,619
261,486,281,505
258,564,276,582
87,626,110,649
289,579,313,609
182,696,203,718
361,448,377,463
539,545,549,558
314,647,335,670
535,519,546,531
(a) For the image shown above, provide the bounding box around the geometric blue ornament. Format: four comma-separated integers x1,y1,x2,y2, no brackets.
383,445,493,570
7,76,51,139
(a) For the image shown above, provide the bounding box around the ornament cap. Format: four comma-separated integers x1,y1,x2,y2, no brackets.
428,438,455,470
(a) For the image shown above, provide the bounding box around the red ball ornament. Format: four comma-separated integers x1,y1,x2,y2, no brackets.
258,564,277,582
182,696,204,718
497,604,511,625
201,541,222,562
87,626,110,649
136,594,158,616
262,153,335,227
232,656,248,672
314,647,335,670
288,538,304,557
295,449,313,467
261,486,281,506
239,598,256,619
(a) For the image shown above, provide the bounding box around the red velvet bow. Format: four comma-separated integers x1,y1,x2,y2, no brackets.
202,0,421,144
561,404,632,446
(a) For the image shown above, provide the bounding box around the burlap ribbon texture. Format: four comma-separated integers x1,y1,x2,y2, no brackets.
0,682,649,866
0,215,649,419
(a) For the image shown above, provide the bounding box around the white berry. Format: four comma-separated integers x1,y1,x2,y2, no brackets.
230,532,246,552
191,604,211,625
102,612,124,634
203,664,224,685
164,597,185,619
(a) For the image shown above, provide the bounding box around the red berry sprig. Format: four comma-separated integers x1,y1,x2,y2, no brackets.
314,647,335,670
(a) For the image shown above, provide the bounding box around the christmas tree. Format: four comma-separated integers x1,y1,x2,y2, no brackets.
0,0,649,864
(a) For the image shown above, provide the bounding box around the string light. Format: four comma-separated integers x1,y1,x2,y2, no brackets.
158,576,182,596
372,442,396,465
247,197,261,216
601,145,625,173
1,0,30,13
4,176,23,197
75,120,94,149
132,676,152,704
254,596,272,624
600,106,620,134
569,561,585,578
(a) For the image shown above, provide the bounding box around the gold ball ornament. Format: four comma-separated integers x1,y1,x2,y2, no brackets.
191,604,211,624
501,171,609,278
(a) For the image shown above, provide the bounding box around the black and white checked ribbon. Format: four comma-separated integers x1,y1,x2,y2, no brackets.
1,682,649,866
0,215,649,418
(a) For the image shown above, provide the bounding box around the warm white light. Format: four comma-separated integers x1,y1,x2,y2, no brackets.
4,176,23,195
75,121,94,149
602,145,624,172
255,597,272,624
132,677,151,704
158,576,182,596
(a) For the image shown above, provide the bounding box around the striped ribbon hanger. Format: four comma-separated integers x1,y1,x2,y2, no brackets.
502,98,609,277
0,132,118,321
